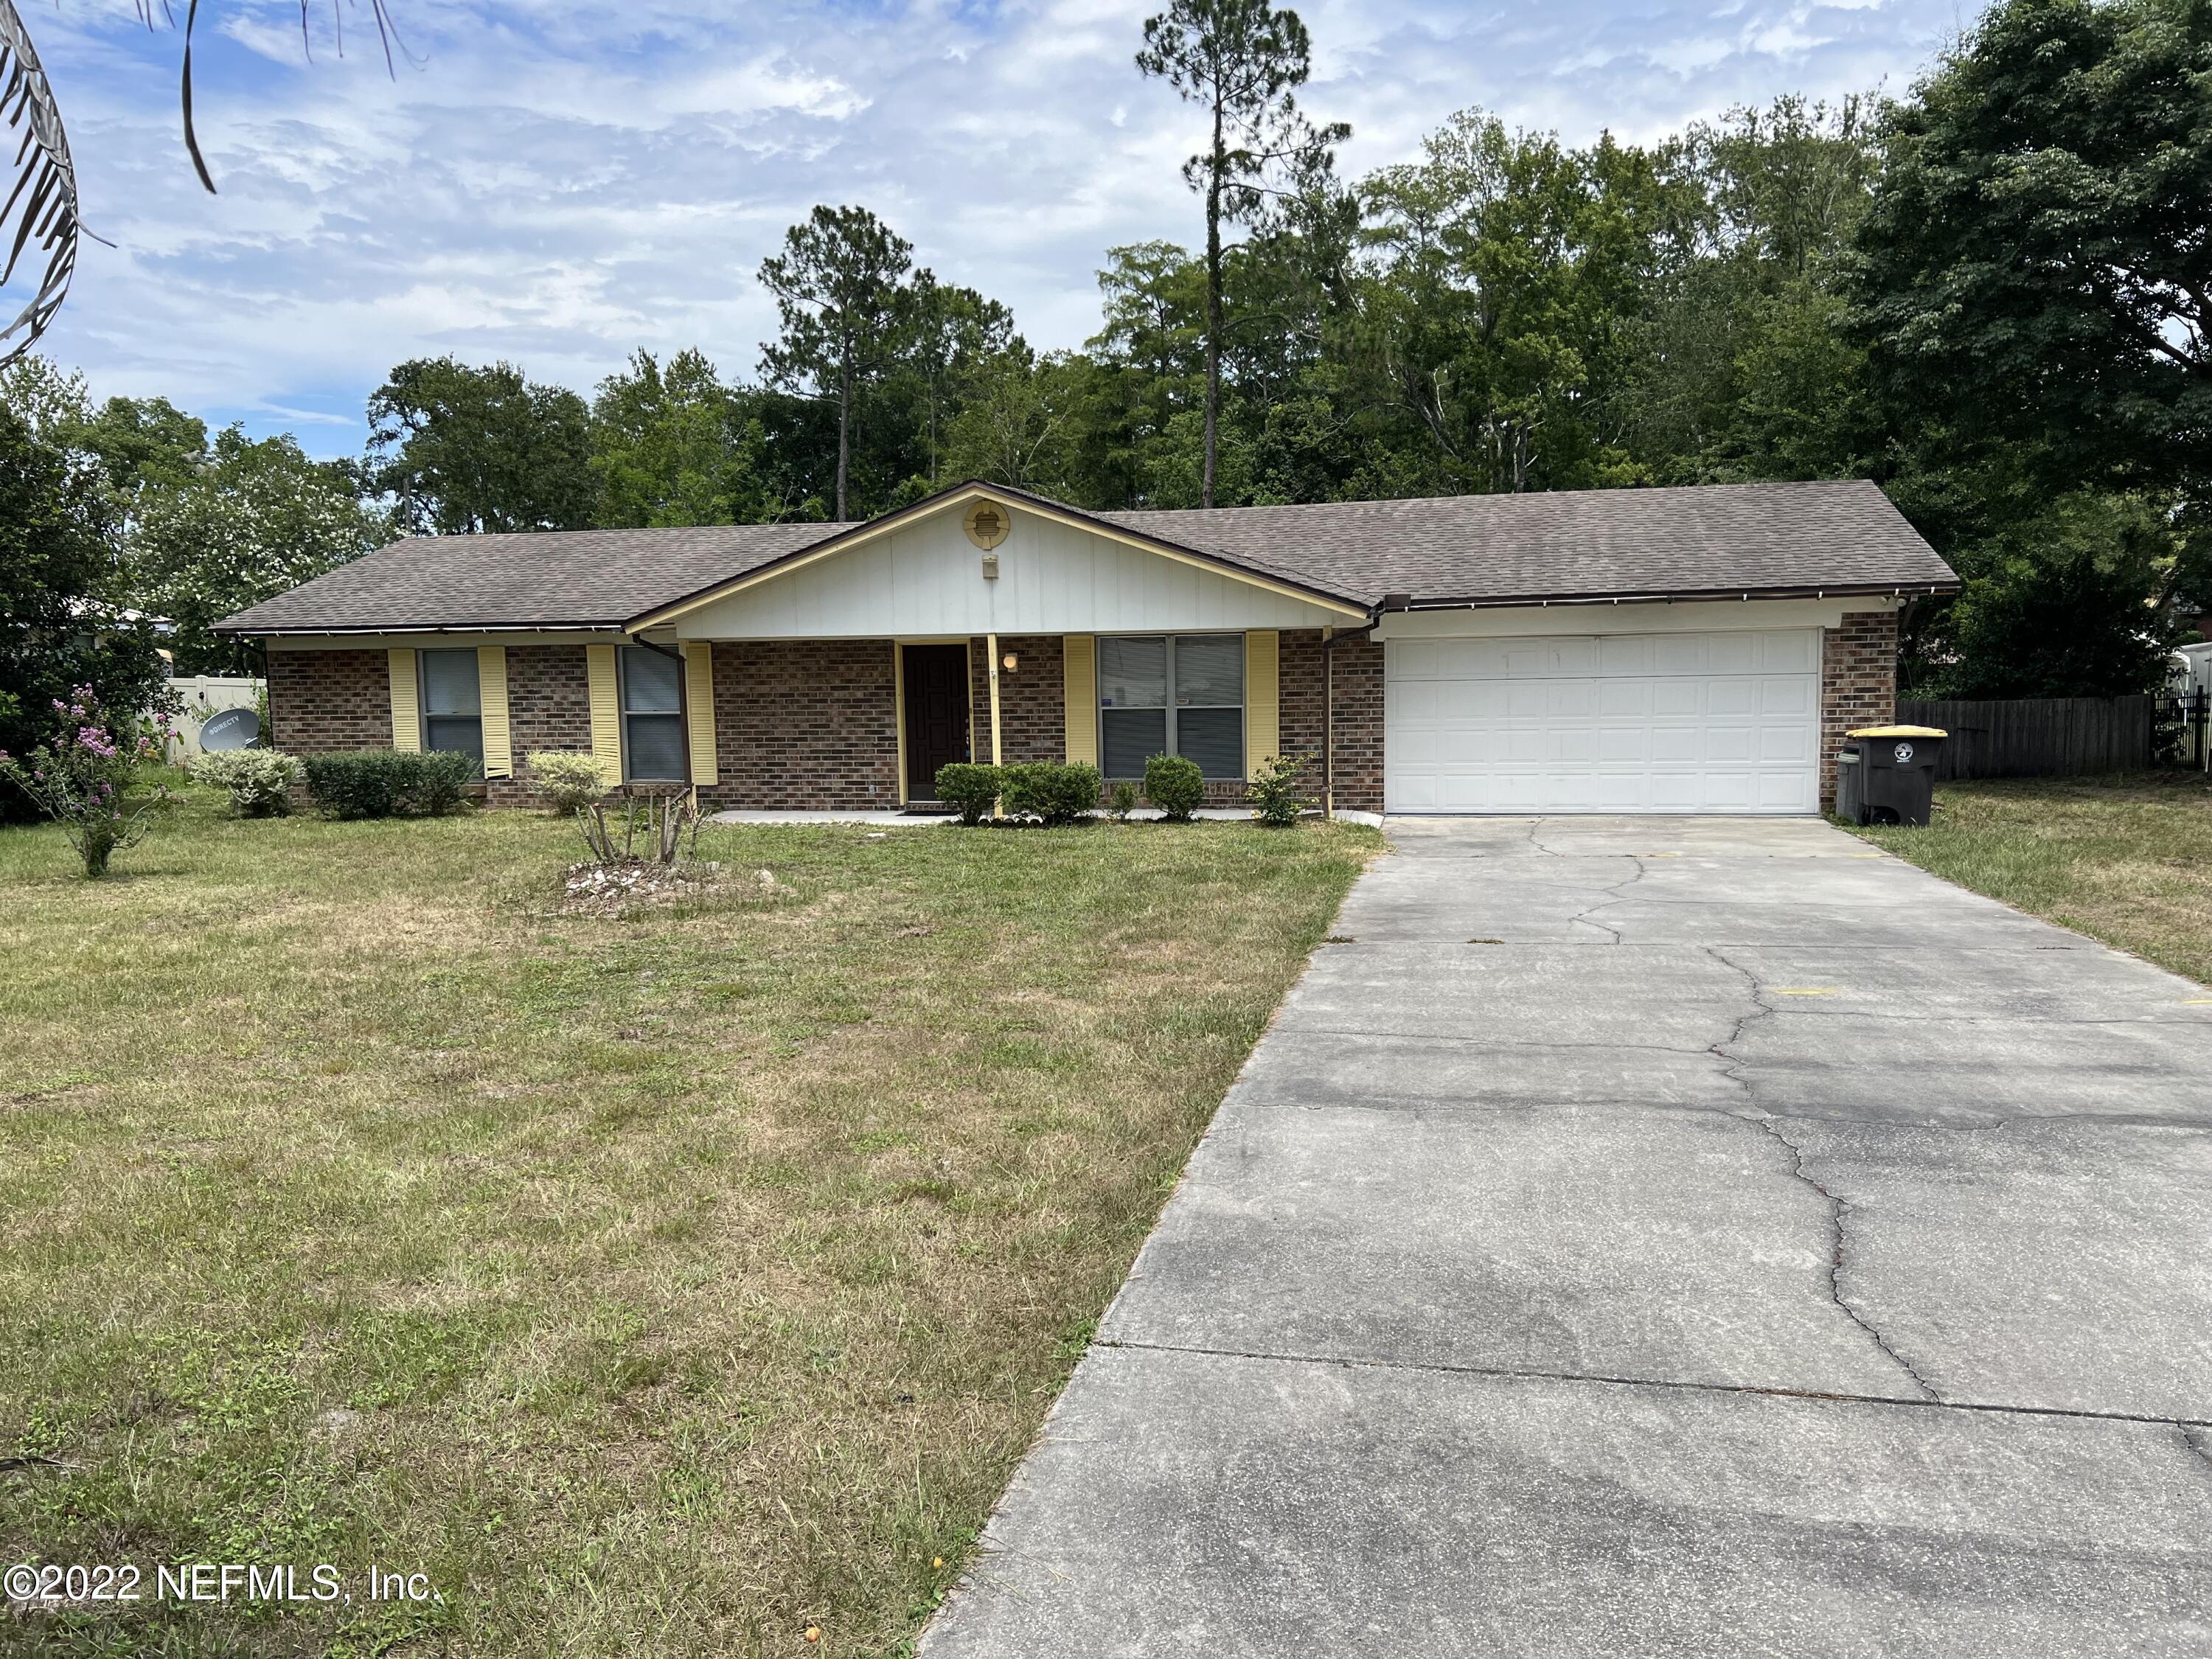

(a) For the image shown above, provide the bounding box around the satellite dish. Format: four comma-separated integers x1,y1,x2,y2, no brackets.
200,707,260,751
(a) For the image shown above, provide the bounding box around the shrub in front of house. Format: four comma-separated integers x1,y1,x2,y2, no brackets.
304,751,476,820
0,685,173,877
1001,762,1102,826
527,750,612,816
1108,780,1138,821
1142,754,1206,822
189,748,305,818
933,762,1001,826
1246,753,1311,827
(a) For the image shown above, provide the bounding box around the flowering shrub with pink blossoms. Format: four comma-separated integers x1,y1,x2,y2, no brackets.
0,686,173,877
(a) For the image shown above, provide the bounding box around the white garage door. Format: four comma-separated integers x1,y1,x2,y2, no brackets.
1385,630,1820,814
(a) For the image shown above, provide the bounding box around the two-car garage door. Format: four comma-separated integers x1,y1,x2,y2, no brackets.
1384,629,1820,814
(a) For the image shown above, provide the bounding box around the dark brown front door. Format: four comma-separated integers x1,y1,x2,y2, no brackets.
903,644,970,800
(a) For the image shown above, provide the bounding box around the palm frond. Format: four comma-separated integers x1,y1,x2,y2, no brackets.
0,0,83,366
143,1,414,197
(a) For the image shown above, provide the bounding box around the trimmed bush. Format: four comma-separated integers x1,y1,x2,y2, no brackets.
304,750,475,820
189,748,305,817
1001,762,1102,826
1245,752,1311,827
1142,753,1206,822
527,750,613,815
1107,780,1138,821
933,762,1002,826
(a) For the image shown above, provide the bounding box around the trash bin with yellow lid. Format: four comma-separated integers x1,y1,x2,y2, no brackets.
1836,725,1947,827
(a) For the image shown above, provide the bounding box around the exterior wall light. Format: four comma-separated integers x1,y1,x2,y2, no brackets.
1002,653,1018,672
981,553,1000,580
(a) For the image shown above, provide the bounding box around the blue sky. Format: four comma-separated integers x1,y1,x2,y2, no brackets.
17,0,1983,458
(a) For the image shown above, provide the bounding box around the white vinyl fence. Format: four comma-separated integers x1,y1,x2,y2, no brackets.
164,675,263,760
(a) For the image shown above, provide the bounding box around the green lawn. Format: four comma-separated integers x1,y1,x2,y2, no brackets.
1857,772,2212,987
0,793,1377,1657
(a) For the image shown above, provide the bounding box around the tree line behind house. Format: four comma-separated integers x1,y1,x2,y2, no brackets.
1,0,2204,807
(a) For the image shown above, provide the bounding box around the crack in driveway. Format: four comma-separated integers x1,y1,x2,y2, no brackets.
1565,855,1647,942
1701,944,1940,1402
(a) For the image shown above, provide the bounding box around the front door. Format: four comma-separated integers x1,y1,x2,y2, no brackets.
903,644,970,801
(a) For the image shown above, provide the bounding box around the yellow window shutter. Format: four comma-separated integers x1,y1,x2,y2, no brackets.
1062,634,1097,766
476,647,513,778
684,642,718,786
587,644,622,779
387,648,420,753
1245,630,1280,779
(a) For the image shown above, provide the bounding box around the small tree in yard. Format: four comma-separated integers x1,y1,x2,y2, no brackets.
1245,752,1310,825
0,685,170,877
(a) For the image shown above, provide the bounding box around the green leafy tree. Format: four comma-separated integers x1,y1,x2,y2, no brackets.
589,349,782,528
900,275,1018,489
0,365,170,824
1346,112,1662,494
758,206,916,521
1916,493,2187,698
942,347,1083,494
1852,0,2212,504
129,428,389,675
367,357,597,535
1136,0,1347,507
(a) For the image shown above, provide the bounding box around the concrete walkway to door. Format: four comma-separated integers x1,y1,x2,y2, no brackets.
924,815,2212,1658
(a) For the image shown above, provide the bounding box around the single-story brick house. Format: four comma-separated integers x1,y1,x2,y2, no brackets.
214,479,1958,816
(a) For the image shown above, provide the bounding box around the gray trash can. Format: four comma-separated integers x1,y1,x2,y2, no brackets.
1840,726,1947,827
1835,746,1865,824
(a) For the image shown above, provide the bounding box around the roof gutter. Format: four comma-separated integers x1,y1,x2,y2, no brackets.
1380,581,1958,613
211,623,633,639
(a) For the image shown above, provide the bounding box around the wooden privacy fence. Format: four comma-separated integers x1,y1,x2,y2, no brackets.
1896,696,2154,779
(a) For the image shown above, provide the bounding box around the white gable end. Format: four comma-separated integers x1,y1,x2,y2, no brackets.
669,501,1353,639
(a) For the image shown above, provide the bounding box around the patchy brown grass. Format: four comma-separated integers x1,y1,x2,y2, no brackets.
1857,771,2212,987
0,795,1377,1657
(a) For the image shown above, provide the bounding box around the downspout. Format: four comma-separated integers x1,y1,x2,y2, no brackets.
1320,597,1399,820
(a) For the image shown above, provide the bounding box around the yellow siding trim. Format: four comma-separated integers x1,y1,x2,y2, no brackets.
683,641,718,786
476,646,512,777
893,645,908,805
1245,630,1280,779
1062,634,1097,766
587,644,622,779
985,632,1003,767
387,648,420,752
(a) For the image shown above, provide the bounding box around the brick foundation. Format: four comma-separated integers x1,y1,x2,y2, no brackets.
1820,611,1901,812
267,649,390,754
700,639,900,810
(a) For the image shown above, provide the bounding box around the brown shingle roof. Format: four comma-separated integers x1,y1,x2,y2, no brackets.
215,479,1954,636
1099,479,1956,606
212,521,855,635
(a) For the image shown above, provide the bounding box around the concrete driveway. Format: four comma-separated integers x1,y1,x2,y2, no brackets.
925,816,2212,1658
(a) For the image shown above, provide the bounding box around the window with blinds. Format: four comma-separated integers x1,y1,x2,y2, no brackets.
1097,635,1245,779
419,649,484,773
619,647,686,782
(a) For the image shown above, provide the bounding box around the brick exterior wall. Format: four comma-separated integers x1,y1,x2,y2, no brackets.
267,649,390,754
267,617,1885,820
490,644,594,807
967,635,1066,766
1325,635,1387,815
1820,609,1901,813
700,639,900,810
